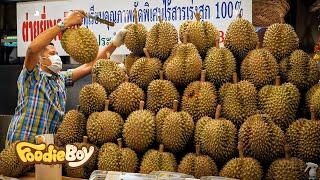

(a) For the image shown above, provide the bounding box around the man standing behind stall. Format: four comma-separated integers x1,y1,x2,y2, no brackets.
5,10,127,146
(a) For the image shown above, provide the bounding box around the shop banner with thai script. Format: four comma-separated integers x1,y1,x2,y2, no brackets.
17,0,252,57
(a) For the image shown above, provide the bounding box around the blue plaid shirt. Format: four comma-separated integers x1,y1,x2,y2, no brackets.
6,65,73,146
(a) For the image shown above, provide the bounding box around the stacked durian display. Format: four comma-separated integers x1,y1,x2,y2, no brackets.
2,8,320,180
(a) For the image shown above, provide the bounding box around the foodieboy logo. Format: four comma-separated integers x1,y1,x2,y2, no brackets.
15,142,95,168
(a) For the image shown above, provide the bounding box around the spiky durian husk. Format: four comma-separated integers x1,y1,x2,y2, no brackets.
220,157,263,180
125,53,140,75
123,110,155,153
140,148,177,174
87,111,124,146
146,80,179,113
204,47,236,88
182,81,217,122
179,21,192,42
64,142,98,178
178,153,218,178
56,110,86,145
180,21,219,58
92,59,126,95
241,49,279,89
129,57,162,90
258,83,300,130
161,111,194,152
280,50,319,91
224,18,259,59
124,23,147,55
79,83,106,116
194,116,213,145
239,114,285,165
109,82,145,117
61,27,98,64
266,157,307,180
200,119,237,165
98,142,138,172
263,23,299,60
306,84,320,118
164,43,202,87
145,21,178,60
286,119,320,163
219,81,258,129
0,142,33,177
155,108,174,143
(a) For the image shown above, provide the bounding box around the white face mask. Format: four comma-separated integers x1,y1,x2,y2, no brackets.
42,55,62,74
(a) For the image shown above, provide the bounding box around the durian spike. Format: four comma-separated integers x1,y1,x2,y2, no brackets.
238,143,244,158
232,72,238,84
195,12,201,22
117,138,123,148
159,71,164,80
173,100,179,112
256,109,262,114
143,48,151,58
284,144,290,159
310,105,316,121
215,38,220,48
158,15,163,23
200,70,206,83
134,8,138,24
139,101,145,110
92,74,96,83
105,100,110,111
76,105,80,111
215,104,222,119
106,52,111,59
83,136,88,143
159,144,164,152
275,76,281,86
195,144,201,156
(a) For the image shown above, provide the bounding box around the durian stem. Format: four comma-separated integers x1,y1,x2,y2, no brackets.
106,52,111,59
256,43,260,49
134,8,138,24
117,138,123,148
311,105,317,121
195,12,201,22
275,76,281,86
105,100,110,111
143,48,151,58
76,105,80,111
280,14,285,24
238,143,244,158
236,9,242,18
195,144,201,156
160,71,164,80
200,70,206,83
183,34,188,44
215,104,222,119
232,72,238,84
284,144,290,158
125,75,129,82
158,15,163,23
83,136,88,143
215,38,220,48
92,74,96,83
139,101,145,110
159,144,164,152
173,100,179,112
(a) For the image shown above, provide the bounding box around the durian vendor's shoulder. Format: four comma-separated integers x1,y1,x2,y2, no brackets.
18,64,41,83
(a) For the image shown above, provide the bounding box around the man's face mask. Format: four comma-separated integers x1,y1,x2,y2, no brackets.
42,55,62,74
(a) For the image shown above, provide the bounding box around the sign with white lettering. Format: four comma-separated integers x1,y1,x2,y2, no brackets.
17,0,252,57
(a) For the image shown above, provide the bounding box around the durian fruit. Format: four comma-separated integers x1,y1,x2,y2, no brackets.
164,35,202,88
123,101,155,153
92,56,126,95
146,71,180,113
0,142,32,177
179,21,192,42
204,42,236,88
140,144,177,174
160,101,194,152
239,113,285,165
224,13,259,60
306,84,320,118
178,144,218,178
199,105,237,165
263,23,299,60
219,73,258,129
125,53,140,75
109,78,145,117
129,48,162,89
265,145,308,180
61,27,99,64
279,49,319,91
220,144,263,180
194,116,213,145
286,106,320,163
258,76,300,130
56,107,86,145
98,138,138,172
124,9,147,55
87,100,124,146
241,48,279,89
182,70,217,122
64,136,99,179
145,16,178,60
179,13,219,58
79,81,107,116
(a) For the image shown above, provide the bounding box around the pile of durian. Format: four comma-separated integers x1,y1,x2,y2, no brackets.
1,10,320,180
